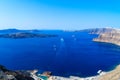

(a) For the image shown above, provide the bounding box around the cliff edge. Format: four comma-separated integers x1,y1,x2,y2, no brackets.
92,28,120,46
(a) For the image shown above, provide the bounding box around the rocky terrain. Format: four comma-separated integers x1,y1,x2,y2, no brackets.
0,65,34,80
92,28,120,46
89,28,117,34
1,64,120,80
98,65,120,80
0,32,57,39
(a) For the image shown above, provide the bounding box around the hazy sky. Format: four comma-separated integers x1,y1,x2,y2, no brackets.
0,0,120,30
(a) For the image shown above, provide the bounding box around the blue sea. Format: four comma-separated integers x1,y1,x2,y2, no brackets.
0,30,120,77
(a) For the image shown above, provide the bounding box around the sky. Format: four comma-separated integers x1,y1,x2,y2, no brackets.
0,0,120,30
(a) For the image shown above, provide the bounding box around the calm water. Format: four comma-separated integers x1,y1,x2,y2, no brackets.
0,31,120,77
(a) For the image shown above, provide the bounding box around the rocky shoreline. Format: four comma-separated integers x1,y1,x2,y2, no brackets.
1,64,120,80
92,28,120,46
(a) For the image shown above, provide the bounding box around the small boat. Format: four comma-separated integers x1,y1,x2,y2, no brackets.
60,38,64,42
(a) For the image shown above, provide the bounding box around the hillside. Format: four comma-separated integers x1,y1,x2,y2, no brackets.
92,28,120,46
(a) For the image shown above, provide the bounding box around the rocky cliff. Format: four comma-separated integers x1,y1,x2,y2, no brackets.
0,65,34,80
89,28,117,34
93,28,120,45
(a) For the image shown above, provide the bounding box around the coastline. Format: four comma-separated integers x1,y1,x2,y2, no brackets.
90,28,120,47
52,64,120,80
1,64,120,80
93,39,120,46
97,64,120,80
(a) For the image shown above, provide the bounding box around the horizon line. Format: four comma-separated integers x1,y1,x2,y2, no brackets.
0,27,116,31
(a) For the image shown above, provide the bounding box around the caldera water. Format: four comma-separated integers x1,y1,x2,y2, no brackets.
0,31,120,77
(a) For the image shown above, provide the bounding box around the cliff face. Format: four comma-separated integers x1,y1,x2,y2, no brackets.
93,28,120,45
89,28,117,34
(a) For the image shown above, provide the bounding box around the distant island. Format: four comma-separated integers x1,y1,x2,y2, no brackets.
0,32,57,39
91,28,120,46
0,29,58,39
